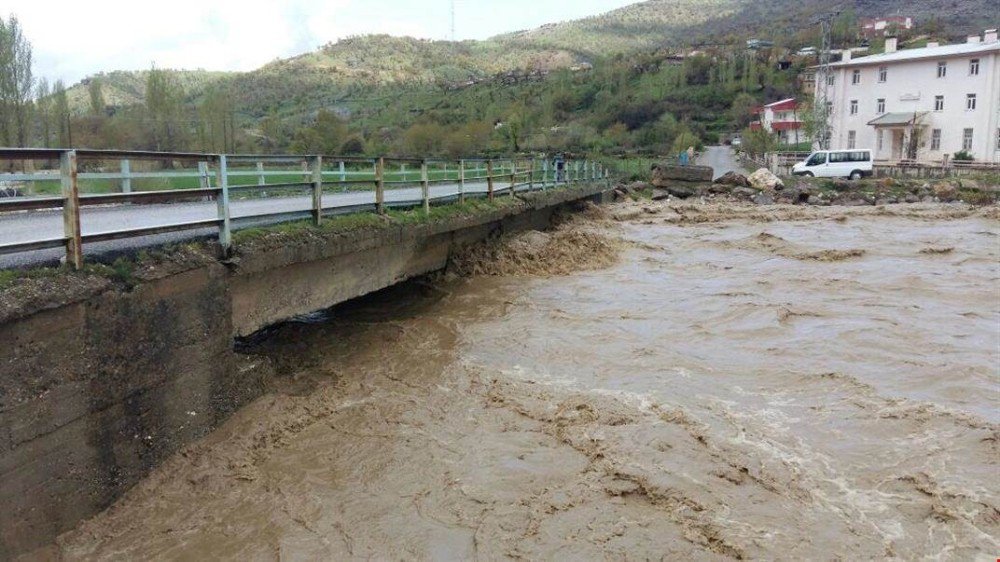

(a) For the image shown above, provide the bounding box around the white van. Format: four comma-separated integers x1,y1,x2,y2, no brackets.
792,149,873,180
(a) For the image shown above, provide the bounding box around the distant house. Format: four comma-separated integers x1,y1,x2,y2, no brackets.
746,39,774,50
750,98,806,145
821,29,1000,163
860,16,913,38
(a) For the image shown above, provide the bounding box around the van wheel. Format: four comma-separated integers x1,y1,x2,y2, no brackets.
849,170,863,180
802,172,814,177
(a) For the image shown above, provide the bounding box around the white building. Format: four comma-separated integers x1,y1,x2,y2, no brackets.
822,30,1000,164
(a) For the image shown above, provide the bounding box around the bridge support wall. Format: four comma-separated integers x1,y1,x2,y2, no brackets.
0,184,609,557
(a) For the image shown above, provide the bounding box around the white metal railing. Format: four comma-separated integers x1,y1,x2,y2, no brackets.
0,148,611,269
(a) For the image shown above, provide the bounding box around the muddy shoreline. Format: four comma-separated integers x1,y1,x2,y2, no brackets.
33,201,1000,560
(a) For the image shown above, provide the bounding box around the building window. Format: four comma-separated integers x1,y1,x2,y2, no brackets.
852,69,861,84
826,74,835,86
848,130,857,149
937,61,947,78
970,59,980,75
878,66,887,82
966,93,977,110
996,128,1000,150
934,95,944,111
877,98,885,113
931,129,941,150
877,130,884,151
850,100,858,115
962,128,973,151
825,101,833,115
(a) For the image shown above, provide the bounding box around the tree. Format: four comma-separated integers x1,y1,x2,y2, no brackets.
0,14,35,147
88,77,105,116
199,85,235,152
34,77,51,147
145,65,186,151
52,79,71,147
289,109,348,154
730,93,758,128
671,127,700,155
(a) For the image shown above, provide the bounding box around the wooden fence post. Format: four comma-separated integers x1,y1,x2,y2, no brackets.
311,155,323,226
528,159,535,191
421,159,430,214
215,155,231,255
509,160,516,197
486,160,495,201
339,160,346,183
198,161,210,189
120,159,131,193
375,157,386,214
256,161,265,186
61,150,83,270
458,159,466,203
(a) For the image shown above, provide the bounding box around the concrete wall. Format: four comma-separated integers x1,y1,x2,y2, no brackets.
0,184,608,557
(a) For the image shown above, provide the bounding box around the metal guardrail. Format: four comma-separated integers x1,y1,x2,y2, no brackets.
0,148,610,269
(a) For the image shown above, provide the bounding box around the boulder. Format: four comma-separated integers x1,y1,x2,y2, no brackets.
627,181,652,192
664,184,697,199
714,171,750,188
732,187,757,200
650,189,671,201
932,181,958,201
650,164,713,186
747,168,784,192
752,193,775,205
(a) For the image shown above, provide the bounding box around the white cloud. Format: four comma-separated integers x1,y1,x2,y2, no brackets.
9,0,635,84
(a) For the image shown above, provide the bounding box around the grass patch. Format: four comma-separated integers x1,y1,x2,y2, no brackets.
233,193,525,245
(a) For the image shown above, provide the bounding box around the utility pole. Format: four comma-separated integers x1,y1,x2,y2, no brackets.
450,0,456,42
814,16,835,150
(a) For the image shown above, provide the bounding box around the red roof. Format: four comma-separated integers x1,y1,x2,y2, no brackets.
763,98,798,111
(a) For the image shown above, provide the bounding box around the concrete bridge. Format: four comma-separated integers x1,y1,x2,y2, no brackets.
0,147,613,556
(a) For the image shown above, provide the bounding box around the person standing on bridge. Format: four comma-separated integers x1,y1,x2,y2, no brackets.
554,154,566,182
678,149,689,166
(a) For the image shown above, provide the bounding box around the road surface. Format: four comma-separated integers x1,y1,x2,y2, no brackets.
697,146,749,180
0,179,544,269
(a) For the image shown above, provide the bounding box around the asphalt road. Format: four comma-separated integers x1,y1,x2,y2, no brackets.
0,179,532,269
697,146,749,180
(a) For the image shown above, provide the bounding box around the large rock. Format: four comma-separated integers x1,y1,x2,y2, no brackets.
650,164,713,186
652,184,697,199
747,168,784,191
932,180,958,201
714,171,750,187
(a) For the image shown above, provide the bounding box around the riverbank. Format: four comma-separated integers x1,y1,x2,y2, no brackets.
36,199,999,560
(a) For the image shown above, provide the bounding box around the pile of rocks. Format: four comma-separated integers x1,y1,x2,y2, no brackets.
611,169,995,207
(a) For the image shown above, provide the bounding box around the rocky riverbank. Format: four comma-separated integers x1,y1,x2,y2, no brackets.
625,166,998,207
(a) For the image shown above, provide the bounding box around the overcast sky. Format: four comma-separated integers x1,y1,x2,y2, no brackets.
9,0,637,85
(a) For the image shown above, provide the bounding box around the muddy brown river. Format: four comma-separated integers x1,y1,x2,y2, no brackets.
39,202,999,560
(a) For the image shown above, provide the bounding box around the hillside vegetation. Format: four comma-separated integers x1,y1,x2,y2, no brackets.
28,0,999,158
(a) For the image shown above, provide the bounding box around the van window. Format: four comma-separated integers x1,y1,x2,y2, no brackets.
830,152,849,163
806,153,827,166
850,151,870,162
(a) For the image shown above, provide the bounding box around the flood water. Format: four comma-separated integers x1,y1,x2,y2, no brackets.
47,202,999,560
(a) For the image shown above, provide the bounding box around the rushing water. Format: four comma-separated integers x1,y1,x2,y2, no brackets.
46,203,999,560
